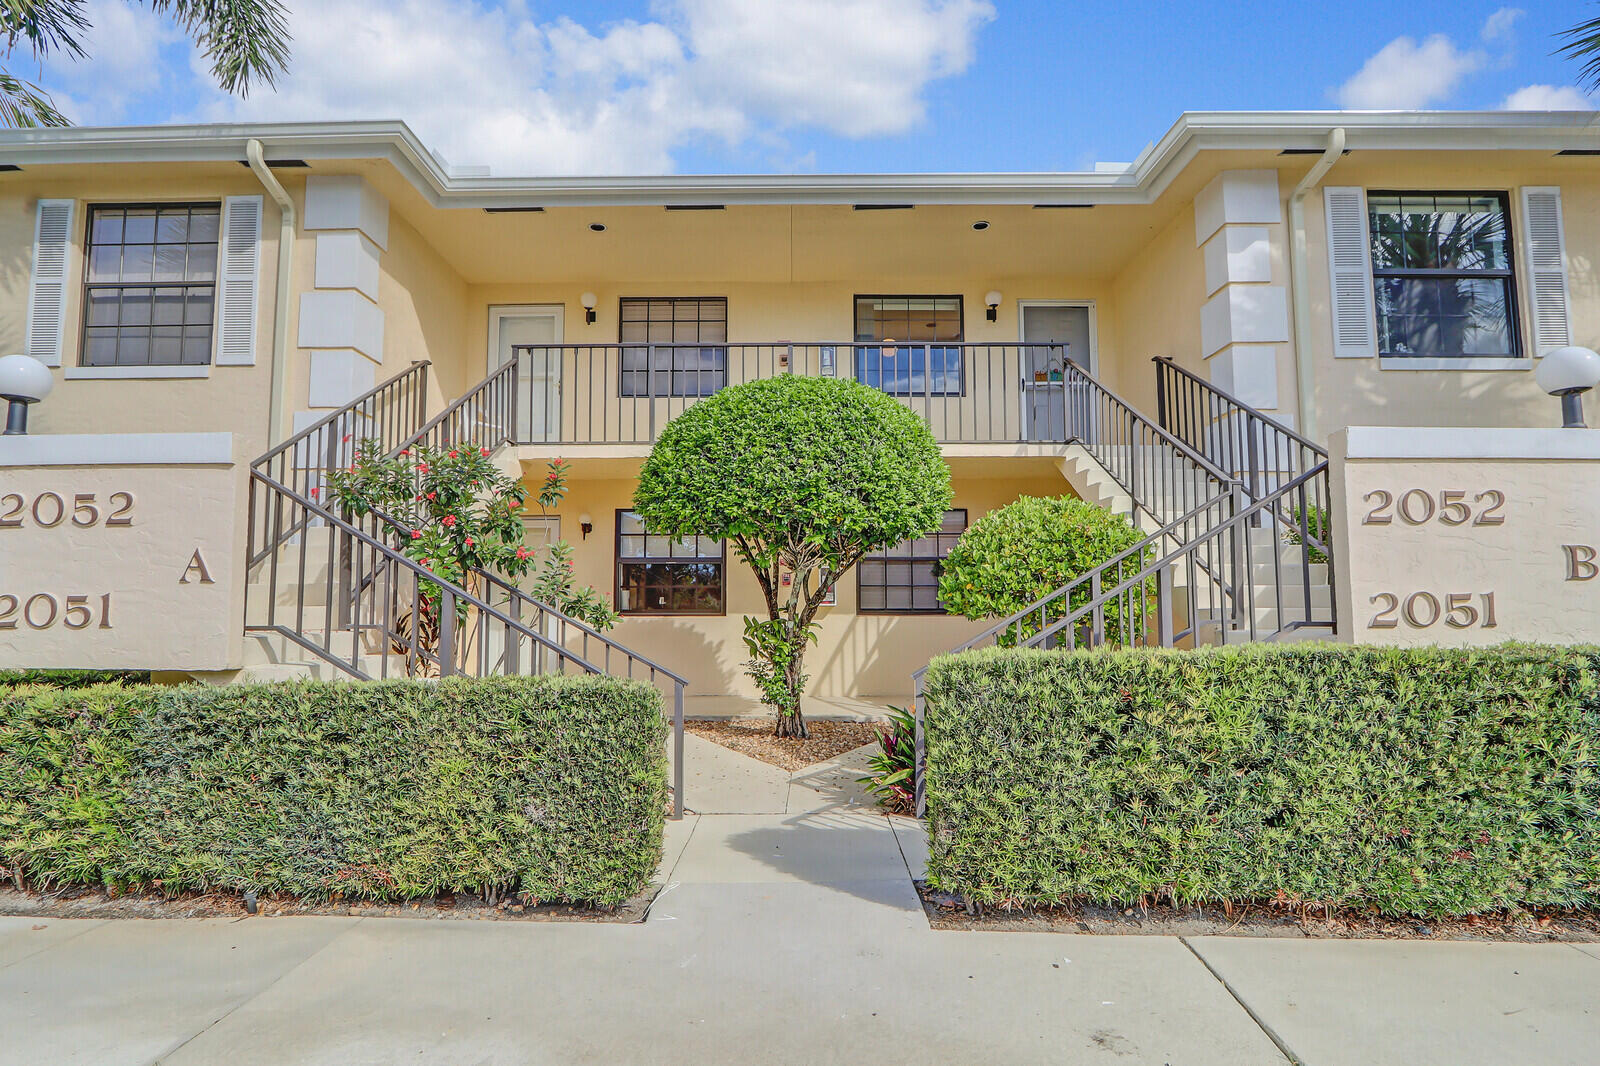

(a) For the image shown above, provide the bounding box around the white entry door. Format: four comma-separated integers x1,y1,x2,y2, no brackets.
490,306,563,443
1020,303,1095,442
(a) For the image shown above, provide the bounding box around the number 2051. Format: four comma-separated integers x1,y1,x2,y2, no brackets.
1368,591,1496,630
0,593,113,630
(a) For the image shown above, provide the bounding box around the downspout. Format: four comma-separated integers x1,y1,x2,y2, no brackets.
246,138,295,447
1288,126,1345,442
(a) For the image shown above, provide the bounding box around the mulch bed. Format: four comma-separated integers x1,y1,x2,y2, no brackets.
0,883,658,924
916,881,1600,942
684,719,881,771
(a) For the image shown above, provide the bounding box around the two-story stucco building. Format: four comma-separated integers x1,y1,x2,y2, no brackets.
0,111,1593,705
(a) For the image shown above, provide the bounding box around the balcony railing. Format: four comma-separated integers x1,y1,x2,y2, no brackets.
496,342,1079,446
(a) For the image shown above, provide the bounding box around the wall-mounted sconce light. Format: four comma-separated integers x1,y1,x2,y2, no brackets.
578,511,594,539
581,292,597,325
1536,345,1600,428
985,290,1003,323
0,353,53,435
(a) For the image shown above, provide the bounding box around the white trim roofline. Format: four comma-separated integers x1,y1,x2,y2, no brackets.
0,110,1596,208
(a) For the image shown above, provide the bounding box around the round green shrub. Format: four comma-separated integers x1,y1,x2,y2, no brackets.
937,495,1148,643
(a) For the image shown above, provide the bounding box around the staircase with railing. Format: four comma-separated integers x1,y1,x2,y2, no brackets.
242,361,688,816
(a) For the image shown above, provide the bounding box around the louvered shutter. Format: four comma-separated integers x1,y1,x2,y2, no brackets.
24,199,73,366
1324,187,1377,358
216,195,263,366
1521,187,1572,356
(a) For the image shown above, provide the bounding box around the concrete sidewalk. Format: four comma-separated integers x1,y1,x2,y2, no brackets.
3,741,1598,1064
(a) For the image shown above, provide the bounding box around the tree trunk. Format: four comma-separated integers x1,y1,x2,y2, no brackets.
772,633,810,739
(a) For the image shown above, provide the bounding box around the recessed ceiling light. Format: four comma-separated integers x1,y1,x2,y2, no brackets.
972,220,990,231
589,222,607,232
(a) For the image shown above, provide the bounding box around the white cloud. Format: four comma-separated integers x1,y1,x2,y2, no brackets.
1335,34,1485,109
39,0,182,123
1480,7,1523,44
1502,84,1596,111
52,0,994,174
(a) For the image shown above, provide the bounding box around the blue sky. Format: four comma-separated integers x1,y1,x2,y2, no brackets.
23,0,1598,175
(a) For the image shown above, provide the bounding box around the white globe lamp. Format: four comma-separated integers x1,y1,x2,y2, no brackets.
1535,346,1600,429
0,354,54,435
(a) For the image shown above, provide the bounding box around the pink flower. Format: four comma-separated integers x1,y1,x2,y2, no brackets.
480,447,490,457
418,463,430,474
342,433,352,443
442,515,457,528
411,529,423,540
309,487,319,497
449,450,459,459
516,547,530,560
399,449,410,457
426,491,436,500
464,537,474,548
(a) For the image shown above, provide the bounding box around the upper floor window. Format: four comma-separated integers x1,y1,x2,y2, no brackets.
858,509,967,613
619,297,727,396
1368,192,1519,359
854,295,964,395
82,203,220,368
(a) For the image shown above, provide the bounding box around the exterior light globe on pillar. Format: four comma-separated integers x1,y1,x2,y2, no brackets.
0,353,54,435
1535,346,1600,429
580,292,598,325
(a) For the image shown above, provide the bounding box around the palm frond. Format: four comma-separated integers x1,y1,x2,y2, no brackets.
0,0,91,61
1558,15,1600,92
0,69,69,126
148,0,291,96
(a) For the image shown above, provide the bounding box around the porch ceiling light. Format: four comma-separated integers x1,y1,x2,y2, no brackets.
985,289,1002,322
0,353,53,435
581,292,598,325
1535,346,1600,429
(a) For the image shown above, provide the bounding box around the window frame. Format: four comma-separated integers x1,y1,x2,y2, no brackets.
852,293,966,397
617,296,729,397
856,508,968,615
614,508,727,617
78,200,222,370
1366,190,1523,361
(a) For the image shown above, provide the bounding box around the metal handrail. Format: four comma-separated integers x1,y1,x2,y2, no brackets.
1154,355,1325,458
245,468,686,817
394,359,518,456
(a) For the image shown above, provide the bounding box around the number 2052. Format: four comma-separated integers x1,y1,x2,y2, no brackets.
1368,591,1496,630
0,593,113,630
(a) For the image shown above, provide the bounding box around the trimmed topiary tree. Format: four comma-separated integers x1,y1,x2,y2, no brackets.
634,375,951,738
937,495,1149,645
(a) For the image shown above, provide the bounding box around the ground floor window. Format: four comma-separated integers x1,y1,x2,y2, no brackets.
619,297,727,396
616,509,725,614
853,295,964,395
857,509,967,613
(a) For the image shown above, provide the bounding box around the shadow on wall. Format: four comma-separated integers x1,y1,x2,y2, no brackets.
611,617,738,696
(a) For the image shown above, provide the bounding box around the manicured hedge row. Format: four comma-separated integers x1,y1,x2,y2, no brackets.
922,643,1600,916
0,669,149,688
1,676,666,905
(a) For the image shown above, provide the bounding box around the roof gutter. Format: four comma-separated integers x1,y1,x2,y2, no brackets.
1287,127,1345,441
246,138,294,447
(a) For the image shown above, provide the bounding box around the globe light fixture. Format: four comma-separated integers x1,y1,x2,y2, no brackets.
581,292,598,325
0,353,53,435
1534,346,1600,429
984,289,1002,322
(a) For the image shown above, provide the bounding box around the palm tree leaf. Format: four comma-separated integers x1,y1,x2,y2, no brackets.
147,0,291,96
0,69,69,126
1558,15,1600,93
0,0,91,61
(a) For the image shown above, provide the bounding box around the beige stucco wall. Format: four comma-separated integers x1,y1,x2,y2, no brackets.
1301,158,1600,440
1107,201,1208,413
526,462,1078,701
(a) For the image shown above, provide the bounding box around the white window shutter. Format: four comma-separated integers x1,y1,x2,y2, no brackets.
216,195,263,366
1324,187,1377,359
1521,187,1572,356
24,199,73,366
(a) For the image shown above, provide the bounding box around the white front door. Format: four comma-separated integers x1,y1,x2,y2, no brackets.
490,306,563,443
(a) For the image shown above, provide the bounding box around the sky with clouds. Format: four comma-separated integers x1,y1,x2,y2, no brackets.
14,0,1598,175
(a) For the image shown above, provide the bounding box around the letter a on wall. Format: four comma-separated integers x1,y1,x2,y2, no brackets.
180,549,215,585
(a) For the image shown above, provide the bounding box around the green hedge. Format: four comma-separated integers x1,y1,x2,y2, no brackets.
0,669,150,688
922,643,1600,916
0,676,666,906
